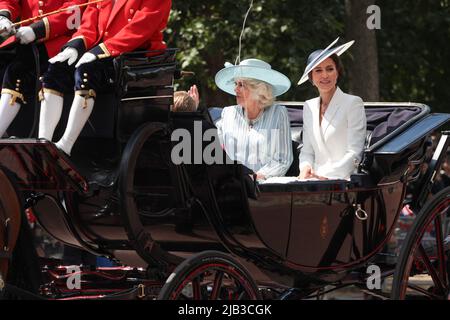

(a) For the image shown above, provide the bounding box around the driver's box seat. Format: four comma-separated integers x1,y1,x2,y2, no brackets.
65,49,178,184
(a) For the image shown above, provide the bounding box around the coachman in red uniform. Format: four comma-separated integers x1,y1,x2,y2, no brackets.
0,0,87,137
38,0,172,156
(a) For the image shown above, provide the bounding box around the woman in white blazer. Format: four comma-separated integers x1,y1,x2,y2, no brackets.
298,38,367,180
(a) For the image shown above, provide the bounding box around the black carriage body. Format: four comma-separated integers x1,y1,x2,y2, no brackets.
1,50,449,289
0,50,180,267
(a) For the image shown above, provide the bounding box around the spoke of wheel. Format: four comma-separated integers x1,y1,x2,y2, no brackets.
417,244,446,293
406,283,442,299
434,215,448,288
210,271,224,300
179,293,190,300
227,288,234,300
192,278,201,300
235,282,246,299
238,291,247,300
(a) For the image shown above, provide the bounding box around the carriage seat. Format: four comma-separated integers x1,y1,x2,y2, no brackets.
208,104,427,180
365,106,424,147
285,105,427,178
208,107,223,124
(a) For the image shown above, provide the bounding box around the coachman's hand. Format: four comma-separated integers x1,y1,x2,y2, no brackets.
75,52,97,68
48,47,78,65
0,16,15,38
16,26,36,44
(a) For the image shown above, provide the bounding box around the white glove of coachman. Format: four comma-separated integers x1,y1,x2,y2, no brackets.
16,26,36,44
0,16,14,38
75,52,97,68
49,47,78,66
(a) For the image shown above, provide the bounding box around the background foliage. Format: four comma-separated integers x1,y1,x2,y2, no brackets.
166,0,450,113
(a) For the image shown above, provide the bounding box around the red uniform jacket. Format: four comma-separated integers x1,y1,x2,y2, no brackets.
0,0,87,57
67,0,171,58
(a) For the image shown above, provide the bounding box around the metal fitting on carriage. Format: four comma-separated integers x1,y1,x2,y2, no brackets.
3,218,10,251
137,284,146,299
354,204,368,221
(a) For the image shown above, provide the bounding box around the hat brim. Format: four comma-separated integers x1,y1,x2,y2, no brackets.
215,65,291,97
297,40,355,85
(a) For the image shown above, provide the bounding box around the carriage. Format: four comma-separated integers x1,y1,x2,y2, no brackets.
0,48,449,300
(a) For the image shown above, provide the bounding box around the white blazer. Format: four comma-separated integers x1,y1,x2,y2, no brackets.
299,87,367,180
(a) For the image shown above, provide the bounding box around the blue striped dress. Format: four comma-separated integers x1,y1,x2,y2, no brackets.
216,104,293,178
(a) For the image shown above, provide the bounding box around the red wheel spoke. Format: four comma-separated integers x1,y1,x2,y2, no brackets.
393,191,450,300
228,288,234,300
406,283,442,299
434,215,449,288
192,278,201,300
159,254,260,300
417,244,446,293
210,271,224,300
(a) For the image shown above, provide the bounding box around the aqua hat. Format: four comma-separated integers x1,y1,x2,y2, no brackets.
215,58,291,97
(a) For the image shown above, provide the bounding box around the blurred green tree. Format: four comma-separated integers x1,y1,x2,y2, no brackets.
167,0,450,113
167,0,345,106
377,0,450,113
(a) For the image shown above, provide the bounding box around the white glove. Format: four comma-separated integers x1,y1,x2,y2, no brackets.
16,26,36,44
0,16,14,38
75,52,97,68
48,47,78,65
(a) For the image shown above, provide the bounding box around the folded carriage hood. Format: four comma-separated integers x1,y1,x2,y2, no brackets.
0,139,89,193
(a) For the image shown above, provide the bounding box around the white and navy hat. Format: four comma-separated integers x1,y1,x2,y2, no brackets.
215,58,291,97
298,37,355,85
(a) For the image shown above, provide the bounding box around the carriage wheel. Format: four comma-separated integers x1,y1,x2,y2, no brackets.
119,121,181,268
392,187,450,300
0,168,22,284
157,251,261,300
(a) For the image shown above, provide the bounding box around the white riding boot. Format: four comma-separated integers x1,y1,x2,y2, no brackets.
56,94,94,156
0,93,21,137
38,92,64,141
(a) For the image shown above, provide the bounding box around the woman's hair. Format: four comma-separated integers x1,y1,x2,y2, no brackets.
236,77,274,109
173,91,197,112
308,53,345,84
